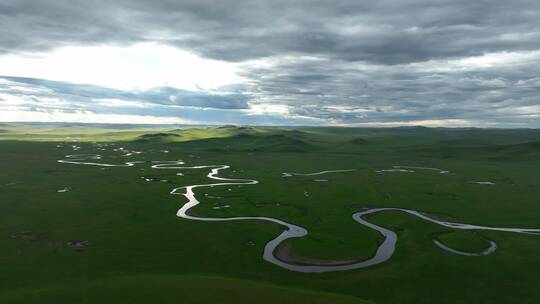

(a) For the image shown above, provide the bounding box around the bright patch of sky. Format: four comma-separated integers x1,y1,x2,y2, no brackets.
0,43,242,91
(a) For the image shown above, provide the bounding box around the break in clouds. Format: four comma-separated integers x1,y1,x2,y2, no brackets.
1,0,540,126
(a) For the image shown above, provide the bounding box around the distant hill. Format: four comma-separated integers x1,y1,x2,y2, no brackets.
250,134,313,152
176,133,314,152
414,141,540,160
136,133,181,141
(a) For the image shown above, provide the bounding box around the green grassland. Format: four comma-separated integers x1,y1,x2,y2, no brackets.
1,123,540,303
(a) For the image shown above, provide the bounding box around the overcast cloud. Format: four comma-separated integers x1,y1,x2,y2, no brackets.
1,0,539,126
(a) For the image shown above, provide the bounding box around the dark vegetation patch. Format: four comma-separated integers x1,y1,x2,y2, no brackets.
349,137,368,145
236,126,254,131
218,125,258,133
136,133,181,141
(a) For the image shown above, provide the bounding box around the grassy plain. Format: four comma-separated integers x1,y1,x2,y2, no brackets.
1,123,540,303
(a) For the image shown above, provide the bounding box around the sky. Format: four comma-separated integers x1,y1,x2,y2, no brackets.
1,0,539,127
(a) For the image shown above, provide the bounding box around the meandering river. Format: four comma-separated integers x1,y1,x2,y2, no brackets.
58,154,540,272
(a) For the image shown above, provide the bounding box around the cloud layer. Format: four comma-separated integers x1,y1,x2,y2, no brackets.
1,0,540,126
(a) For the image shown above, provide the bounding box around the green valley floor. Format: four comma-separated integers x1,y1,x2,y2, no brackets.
1,124,540,303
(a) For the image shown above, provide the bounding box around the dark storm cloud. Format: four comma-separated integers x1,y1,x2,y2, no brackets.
239,51,540,126
1,0,540,126
2,0,540,63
